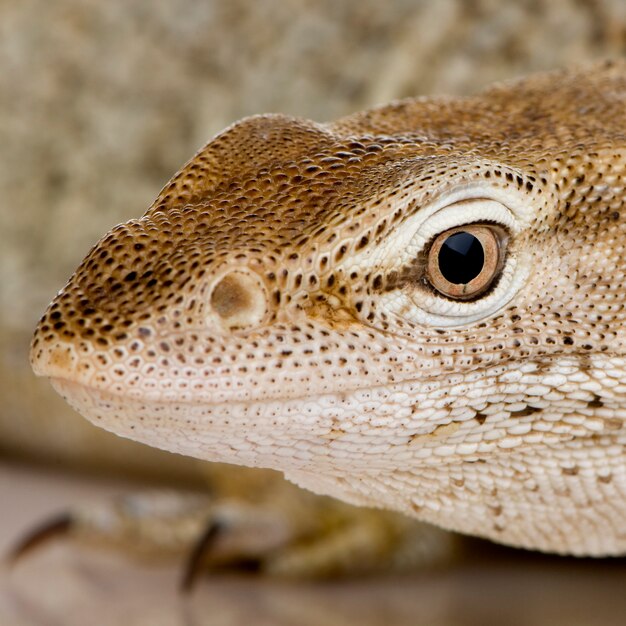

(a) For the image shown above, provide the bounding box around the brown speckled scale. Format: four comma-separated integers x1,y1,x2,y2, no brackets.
31,61,626,556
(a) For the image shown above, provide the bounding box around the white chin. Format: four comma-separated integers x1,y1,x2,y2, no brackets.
46,377,319,472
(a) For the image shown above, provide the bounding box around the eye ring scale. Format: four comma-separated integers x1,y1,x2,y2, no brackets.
426,224,504,300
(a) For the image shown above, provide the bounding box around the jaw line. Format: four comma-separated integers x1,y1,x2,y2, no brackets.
45,372,427,410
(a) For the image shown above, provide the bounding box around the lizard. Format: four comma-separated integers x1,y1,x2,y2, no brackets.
28,60,626,568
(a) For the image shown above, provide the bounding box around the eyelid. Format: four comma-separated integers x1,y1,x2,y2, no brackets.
360,204,528,328
347,178,535,328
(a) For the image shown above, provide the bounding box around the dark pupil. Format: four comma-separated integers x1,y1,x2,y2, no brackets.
438,231,484,284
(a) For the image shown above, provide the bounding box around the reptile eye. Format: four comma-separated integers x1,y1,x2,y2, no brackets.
427,224,501,300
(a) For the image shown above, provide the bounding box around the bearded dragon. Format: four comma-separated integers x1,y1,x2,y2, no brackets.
28,61,626,569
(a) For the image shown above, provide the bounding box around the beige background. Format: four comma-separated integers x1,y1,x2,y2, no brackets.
1,1,625,624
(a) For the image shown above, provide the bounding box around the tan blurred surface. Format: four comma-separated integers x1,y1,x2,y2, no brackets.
1,461,626,626
1,0,626,623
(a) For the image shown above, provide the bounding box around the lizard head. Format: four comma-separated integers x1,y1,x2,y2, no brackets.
31,61,626,554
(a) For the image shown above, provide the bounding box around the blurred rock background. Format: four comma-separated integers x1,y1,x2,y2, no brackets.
2,0,625,477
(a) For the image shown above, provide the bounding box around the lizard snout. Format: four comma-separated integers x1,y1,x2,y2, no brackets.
29,330,79,379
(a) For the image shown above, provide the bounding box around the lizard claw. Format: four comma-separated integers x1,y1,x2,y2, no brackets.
6,512,73,565
180,519,223,593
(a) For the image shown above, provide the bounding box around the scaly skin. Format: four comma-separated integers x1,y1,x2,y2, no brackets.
31,61,626,556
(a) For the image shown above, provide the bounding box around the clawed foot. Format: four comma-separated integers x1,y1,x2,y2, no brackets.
7,488,459,591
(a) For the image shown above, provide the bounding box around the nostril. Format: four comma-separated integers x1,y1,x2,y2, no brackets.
210,270,268,331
